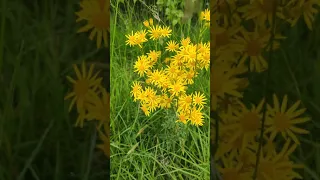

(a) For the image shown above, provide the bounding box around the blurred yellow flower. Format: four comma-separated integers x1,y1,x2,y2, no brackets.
76,0,109,48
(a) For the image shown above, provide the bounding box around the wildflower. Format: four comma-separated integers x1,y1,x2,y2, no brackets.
134,30,148,47
140,103,150,116
159,94,172,109
210,64,243,111
148,25,162,40
130,81,142,101
134,55,151,77
193,91,206,109
147,50,161,63
238,0,285,27
165,40,179,52
176,112,189,124
189,107,204,126
96,121,110,158
149,18,154,26
65,62,102,114
178,94,193,112
160,26,172,38
181,37,191,46
265,94,310,144
76,0,109,48
218,155,252,180
86,88,109,128
232,27,282,72
283,0,320,30
169,80,186,97
254,139,303,180
143,20,150,27
200,9,210,22
125,31,138,47
225,99,265,150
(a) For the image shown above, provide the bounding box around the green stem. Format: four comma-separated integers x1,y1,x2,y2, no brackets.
252,2,278,180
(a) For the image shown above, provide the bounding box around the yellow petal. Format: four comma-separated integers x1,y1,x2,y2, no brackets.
290,126,309,134
281,95,288,113
77,24,94,33
73,64,82,79
291,117,310,124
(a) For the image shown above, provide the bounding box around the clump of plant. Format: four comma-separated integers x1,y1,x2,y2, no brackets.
127,9,210,126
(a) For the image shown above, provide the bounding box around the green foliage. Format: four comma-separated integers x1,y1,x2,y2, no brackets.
157,0,184,26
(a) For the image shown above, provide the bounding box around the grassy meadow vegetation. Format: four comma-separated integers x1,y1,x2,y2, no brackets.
110,0,210,179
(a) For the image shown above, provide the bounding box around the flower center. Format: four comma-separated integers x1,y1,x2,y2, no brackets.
92,12,108,29
74,79,89,96
215,31,229,47
259,161,275,180
240,112,260,132
273,113,291,131
260,0,275,13
247,40,262,56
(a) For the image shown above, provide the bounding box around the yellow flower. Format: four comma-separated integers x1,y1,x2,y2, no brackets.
224,99,265,151
147,69,165,88
130,81,142,101
169,80,186,97
140,103,150,116
165,40,179,52
200,9,210,21
265,94,310,144
189,107,204,126
159,94,172,109
143,20,150,27
96,121,110,158
178,94,193,112
125,30,148,48
149,18,154,26
238,0,285,27
232,27,283,72
148,25,162,40
65,62,102,114
147,50,161,63
210,63,243,111
254,139,303,180
134,30,148,47
181,37,191,47
160,26,172,38
218,155,251,180
76,0,109,48
134,55,151,77
192,91,206,109
182,70,197,84
284,0,320,30
86,88,109,128
176,111,189,124
125,31,137,47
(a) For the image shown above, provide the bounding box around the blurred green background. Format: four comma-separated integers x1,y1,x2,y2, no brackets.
0,0,109,179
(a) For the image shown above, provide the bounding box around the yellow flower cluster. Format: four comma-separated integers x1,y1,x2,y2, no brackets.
211,0,317,179
128,11,210,126
65,0,110,158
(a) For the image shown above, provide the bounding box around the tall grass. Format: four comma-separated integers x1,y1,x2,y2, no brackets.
0,0,108,179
